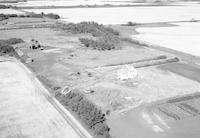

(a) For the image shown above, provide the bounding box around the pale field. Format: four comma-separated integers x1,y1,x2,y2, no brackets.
0,9,23,14
0,59,79,138
25,4,200,24
133,22,200,57
9,0,136,7
3,0,199,7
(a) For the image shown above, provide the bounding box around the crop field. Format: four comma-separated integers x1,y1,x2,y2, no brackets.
151,92,200,122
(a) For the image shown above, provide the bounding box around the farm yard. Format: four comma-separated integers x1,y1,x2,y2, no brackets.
1,1,200,138
1,15,200,137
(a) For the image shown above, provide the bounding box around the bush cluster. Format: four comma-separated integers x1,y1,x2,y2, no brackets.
0,45,16,56
0,12,60,21
0,38,24,56
30,12,60,19
58,22,120,50
0,13,29,21
57,90,110,138
59,21,119,37
126,21,140,26
0,38,24,46
44,13,60,19
0,14,10,21
79,38,115,50
0,5,10,9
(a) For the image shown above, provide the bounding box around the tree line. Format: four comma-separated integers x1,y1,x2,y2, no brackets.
0,12,60,21
56,90,111,138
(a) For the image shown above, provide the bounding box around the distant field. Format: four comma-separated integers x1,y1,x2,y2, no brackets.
24,4,200,24
5,0,196,7
0,9,23,14
133,22,200,57
7,0,135,7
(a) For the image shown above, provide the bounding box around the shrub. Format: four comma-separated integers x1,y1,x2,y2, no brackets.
0,38,24,46
126,21,139,26
45,13,60,19
4,38,24,45
0,14,21,20
0,45,15,55
7,14,18,17
58,22,119,37
0,38,24,56
19,14,26,18
0,13,20,21
28,12,60,19
30,13,43,18
94,123,110,138
57,22,120,51
57,90,111,138
0,5,9,9
79,38,115,51
0,14,9,21
0,12,60,21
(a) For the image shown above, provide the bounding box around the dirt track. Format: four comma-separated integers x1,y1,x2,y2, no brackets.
0,59,81,138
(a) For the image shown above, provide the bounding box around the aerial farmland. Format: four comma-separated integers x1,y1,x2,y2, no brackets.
0,0,200,138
